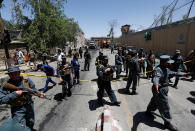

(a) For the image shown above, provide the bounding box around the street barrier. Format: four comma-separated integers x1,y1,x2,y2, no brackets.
96,105,122,131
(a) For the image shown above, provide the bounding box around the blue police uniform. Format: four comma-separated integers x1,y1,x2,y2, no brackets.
125,50,140,94
35,64,56,92
171,50,186,88
115,49,123,78
146,55,183,131
0,66,38,130
71,58,80,84
97,56,121,106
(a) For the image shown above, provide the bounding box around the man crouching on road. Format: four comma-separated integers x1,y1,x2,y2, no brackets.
97,56,121,106
0,66,44,130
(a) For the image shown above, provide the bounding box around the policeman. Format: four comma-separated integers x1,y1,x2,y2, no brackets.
0,66,44,130
145,55,189,131
35,64,56,93
125,49,132,77
170,50,187,88
84,49,91,71
97,56,121,106
95,51,104,75
138,48,146,76
125,50,140,95
122,47,127,72
146,50,155,79
59,55,73,97
115,47,123,79
95,51,104,66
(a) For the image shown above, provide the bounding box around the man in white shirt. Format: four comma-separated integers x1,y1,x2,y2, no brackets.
56,49,64,76
18,49,24,65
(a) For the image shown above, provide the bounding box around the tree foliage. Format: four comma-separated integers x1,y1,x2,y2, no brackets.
2,0,78,51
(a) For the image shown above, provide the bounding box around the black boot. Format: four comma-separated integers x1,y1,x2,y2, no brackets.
112,101,121,106
131,90,138,95
67,89,72,97
164,122,179,131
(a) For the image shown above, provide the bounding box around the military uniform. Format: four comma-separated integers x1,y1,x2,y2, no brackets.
59,60,73,97
146,55,185,131
170,50,186,88
125,50,140,94
115,48,123,79
97,56,121,106
0,66,38,130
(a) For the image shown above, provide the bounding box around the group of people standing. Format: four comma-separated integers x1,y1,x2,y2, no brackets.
112,46,190,131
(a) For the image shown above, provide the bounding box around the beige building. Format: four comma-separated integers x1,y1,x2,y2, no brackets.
119,17,195,56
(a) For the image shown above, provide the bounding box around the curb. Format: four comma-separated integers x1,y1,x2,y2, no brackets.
96,105,122,131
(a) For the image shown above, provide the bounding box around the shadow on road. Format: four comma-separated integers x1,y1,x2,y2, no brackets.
88,99,102,111
91,78,98,82
38,86,53,92
54,93,63,101
122,77,128,81
187,97,195,104
180,78,194,82
118,88,131,95
190,91,195,97
131,112,165,131
191,110,195,116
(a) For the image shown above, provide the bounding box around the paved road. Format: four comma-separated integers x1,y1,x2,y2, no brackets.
0,49,194,131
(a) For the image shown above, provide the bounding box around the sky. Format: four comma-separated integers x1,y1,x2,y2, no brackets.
1,0,195,39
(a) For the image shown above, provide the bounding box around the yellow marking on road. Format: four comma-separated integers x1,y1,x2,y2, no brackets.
116,81,133,129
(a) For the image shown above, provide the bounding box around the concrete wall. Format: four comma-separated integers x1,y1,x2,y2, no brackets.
121,22,195,57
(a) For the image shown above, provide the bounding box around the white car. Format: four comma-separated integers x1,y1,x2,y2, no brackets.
89,42,96,49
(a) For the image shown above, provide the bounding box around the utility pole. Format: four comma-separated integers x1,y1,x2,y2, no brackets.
186,0,195,18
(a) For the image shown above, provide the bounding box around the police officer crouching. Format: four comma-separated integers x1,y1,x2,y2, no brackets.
0,66,44,130
145,55,189,131
97,56,121,106
125,50,140,95
59,55,73,98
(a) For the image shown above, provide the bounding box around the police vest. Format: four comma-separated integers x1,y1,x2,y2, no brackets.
62,63,72,75
9,77,32,108
100,65,113,81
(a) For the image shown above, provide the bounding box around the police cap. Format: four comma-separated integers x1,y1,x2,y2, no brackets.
160,55,174,63
8,66,20,73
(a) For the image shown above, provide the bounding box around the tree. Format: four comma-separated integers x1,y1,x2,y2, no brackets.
10,0,78,51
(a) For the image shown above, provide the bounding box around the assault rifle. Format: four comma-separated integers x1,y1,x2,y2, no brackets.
3,83,51,100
